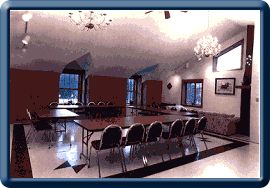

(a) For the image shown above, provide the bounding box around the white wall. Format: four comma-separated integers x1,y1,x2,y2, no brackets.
160,30,247,117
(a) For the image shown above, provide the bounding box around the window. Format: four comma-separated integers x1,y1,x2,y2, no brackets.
126,79,135,104
213,39,244,72
59,73,80,104
181,79,203,107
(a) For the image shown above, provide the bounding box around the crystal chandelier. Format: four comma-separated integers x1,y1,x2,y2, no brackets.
194,35,221,61
68,10,112,31
194,11,221,61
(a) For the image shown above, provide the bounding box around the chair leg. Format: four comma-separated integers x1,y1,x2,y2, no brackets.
191,135,198,152
167,140,171,161
88,145,92,168
160,141,164,162
96,150,101,178
118,147,126,173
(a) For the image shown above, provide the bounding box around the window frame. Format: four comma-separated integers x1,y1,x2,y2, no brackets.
59,69,83,104
181,79,203,108
126,78,135,104
213,39,244,72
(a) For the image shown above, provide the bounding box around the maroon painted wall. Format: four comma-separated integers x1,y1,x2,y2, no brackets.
88,75,127,106
10,69,59,123
143,80,162,106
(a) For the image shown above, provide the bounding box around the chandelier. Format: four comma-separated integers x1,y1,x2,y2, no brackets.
194,35,221,61
194,11,221,61
68,10,112,31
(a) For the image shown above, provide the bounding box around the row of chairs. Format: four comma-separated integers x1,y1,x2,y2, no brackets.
89,116,207,178
49,101,114,107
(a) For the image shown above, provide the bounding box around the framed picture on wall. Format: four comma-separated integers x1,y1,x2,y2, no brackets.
215,78,236,95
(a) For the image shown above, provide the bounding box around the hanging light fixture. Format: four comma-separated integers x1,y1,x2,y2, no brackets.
68,10,112,31
194,11,221,61
21,12,32,48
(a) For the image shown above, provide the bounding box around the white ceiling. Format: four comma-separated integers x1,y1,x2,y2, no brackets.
10,10,258,77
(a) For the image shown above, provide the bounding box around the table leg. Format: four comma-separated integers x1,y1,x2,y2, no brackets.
80,128,94,166
64,119,67,133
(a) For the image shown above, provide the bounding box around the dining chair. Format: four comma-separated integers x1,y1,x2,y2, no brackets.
49,102,58,107
87,102,96,118
88,102,96,106
122,123,145,167
106,101,113,106
97,101,105,106
89,124,125,178
182,118,197,149
73,102,85,114
144,121,164,164
75,102,83,105
26,109,54,149
162,119,184,159
196,116,207,138
196,116,208,149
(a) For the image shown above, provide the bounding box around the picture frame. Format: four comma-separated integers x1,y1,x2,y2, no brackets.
215,78,236,95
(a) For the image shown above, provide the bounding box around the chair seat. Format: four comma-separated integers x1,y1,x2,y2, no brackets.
91,140,101,150
91,140,121,150
121,137,143,146
34,121,53,131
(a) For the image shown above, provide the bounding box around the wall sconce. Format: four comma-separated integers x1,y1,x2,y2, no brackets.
246,54,252,66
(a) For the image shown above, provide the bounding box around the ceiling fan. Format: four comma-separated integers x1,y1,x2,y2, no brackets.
145,10,188,19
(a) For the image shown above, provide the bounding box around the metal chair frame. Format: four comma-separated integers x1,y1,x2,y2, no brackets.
89,124,125,178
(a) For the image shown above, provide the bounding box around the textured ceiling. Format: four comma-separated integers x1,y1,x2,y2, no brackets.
10,10,257,77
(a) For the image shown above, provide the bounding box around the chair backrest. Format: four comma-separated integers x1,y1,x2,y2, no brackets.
75,102,83,106
88,102,96,106
169,119,184,139
26,108,32,121
183,118,196,136
49,102,58,107
99,124,122,150
106,101,113,106
98,101,105,106
197,116,207,132
146,121,162,142
125,123,145,145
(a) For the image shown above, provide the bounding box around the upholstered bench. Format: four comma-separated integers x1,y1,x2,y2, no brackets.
197,111,239,136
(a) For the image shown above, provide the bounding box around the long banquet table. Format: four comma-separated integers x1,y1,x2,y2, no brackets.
74,114,198,165
37,109,79,133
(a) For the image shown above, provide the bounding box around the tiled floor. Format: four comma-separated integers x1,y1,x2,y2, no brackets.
10,121,260,178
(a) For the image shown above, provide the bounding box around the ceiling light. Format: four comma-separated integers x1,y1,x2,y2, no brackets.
194,35,221,61
68,10,112,31
22,35,31,45
194,11,221,61
22,13,32,22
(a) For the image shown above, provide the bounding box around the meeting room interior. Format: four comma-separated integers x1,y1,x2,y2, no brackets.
9,10,260,179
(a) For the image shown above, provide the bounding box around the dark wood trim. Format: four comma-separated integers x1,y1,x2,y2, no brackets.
213,39,244,72
235,85,251,89
239,25,254,136
62,68,84,75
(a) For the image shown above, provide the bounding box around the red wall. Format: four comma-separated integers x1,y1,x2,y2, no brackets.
10,69,59,123
88,75,127,106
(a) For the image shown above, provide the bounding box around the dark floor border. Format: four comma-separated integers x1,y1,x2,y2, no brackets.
10,124,33,178
106,141,247,178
